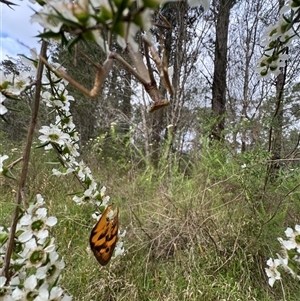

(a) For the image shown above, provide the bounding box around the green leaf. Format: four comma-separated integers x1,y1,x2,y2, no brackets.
66,35,81,51
35,142,51,149
49,11,83,28
133,14,143,28
112,21,125,37
0,233,8,247
36,31,62,39
142,0,159,8
96,7,113,23
0,114,9,123
1,168,16,180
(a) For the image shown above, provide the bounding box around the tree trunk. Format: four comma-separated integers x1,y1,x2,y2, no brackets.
211,0,235,141
266,0,287,182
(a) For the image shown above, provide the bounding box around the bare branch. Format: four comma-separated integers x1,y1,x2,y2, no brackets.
1,40,48,281
0,0,18,9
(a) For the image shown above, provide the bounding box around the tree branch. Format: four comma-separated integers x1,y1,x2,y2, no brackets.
1,40,48,281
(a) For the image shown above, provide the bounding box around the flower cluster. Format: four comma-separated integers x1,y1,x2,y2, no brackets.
265,225,300,287
36,52,125,260
0,52,39,116
30,0,210,52
0,194,72,301
257,1,300,78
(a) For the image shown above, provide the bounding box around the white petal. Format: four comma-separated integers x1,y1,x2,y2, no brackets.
284,227,294,238
295,224,300,233
50,251,59,263
0,103,8,115
36,208,47,218
268,277,276,287
12,287,24,300
37,229,49,240
44,244,56,253
10,276,20,285
19,231,33,243
36,265,48,279
19,214,32,226
0,276,6,288
46,216,58,227
24,275,37,290
50,287,63,299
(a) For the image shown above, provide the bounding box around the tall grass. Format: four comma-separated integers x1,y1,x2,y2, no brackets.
1,137,300,300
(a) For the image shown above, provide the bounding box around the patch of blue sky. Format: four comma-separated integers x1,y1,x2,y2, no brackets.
0,32,9,38
0,34,31,60
0,1,42,59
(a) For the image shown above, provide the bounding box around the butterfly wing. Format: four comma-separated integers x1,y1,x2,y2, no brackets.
90,205,119,266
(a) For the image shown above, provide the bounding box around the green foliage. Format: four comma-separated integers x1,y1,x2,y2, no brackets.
85,123,135,174
2,135,300,300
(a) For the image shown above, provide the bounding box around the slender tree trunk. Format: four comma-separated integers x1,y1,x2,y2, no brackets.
268,65,286,179
266,0,287,182
120,69,132,141
211,0,235,141
150,109,164,167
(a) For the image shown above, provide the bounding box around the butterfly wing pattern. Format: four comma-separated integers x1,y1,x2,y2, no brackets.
90,205,119,266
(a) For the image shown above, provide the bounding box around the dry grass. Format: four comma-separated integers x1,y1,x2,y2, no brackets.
2,143,300,300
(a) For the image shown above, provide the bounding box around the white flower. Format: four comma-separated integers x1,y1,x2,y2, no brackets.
265,258,282,287
112,230,126,258
52,167,75,176
65,141,80,157
0,94,8,115
12,274,38,300
26,246,47,268
39,125,70,146
279,225,300,252
100,186,106,197
34,282,49,301
102,195,110,206
45,251,66,283
31,11,63,33
0,276,14,301
19,237,38,258
73,184,98,204
113,240,124,257
27,194,46,215
19,207,57,244
0,154,9,173
77,161,94,181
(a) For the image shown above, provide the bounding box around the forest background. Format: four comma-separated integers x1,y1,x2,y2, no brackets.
1,0,300,300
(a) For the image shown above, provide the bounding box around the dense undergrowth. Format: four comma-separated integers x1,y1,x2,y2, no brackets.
1,136,300,301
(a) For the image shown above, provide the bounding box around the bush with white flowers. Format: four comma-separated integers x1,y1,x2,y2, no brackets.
257,0,300,78
265,225,300,287
0,194,71,301
257,0,300,288
0,0,211,299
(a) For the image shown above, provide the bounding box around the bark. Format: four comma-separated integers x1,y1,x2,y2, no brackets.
265,0,287,182
211,0,235,141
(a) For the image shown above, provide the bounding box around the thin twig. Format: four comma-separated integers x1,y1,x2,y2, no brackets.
109,51,148,85
7,156,23,169
1,41,48,281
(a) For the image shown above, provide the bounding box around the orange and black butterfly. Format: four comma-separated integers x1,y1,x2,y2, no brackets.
90,205,119,266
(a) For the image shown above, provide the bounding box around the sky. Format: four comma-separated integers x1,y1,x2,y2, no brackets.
0,0,42,61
